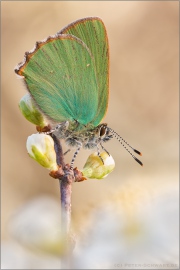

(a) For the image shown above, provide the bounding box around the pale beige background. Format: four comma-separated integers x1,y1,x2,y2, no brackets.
2,0,178,250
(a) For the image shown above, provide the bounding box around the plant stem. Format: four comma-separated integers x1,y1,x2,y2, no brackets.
52,133,65,167
51,134,75,253
60,178,72,236
50,134,85,268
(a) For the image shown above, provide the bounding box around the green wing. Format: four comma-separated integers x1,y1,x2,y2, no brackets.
15,35,99,125
59,17,109,126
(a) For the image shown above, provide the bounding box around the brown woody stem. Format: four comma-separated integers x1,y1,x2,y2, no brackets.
50,134,86,269
51,134,75,254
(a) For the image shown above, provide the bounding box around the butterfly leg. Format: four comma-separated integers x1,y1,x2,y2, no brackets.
64,149,71,155
100,142,110,156
70,142,82,169
97,144,104,164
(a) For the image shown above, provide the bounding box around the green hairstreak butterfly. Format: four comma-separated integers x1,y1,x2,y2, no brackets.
15,17,143,167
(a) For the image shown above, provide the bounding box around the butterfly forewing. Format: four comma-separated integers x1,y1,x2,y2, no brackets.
59,17,109,127
16,35,99,125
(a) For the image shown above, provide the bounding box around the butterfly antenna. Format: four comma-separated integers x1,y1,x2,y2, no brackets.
108,128,143,166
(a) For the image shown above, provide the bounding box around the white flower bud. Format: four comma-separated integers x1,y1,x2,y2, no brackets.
82,151,115,179
19,94,48,128
26,134,58,171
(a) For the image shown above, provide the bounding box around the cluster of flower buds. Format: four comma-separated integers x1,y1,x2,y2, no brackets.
19,94,115,179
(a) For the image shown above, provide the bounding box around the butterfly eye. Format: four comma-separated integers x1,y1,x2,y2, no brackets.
100,126,106,137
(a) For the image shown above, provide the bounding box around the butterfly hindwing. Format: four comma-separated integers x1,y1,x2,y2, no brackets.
16,34,99,125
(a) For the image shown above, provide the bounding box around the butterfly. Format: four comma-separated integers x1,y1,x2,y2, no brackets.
15,17,143,168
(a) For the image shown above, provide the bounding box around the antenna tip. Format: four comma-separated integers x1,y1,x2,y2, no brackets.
134,156,143,166
134,149,142,156
139,161,143,166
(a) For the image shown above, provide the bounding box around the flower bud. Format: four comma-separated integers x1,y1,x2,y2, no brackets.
19,94,48,128
26,134,58,171
82,151,115,179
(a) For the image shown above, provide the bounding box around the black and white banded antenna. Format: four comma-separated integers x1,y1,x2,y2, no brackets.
108,127,143,166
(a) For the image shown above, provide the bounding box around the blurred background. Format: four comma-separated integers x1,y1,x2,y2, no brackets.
2,1,179,269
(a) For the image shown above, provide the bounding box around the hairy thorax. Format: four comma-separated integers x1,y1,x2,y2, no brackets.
53,121,112,149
